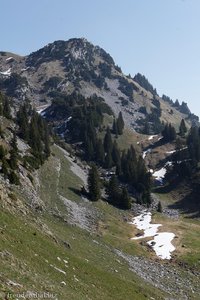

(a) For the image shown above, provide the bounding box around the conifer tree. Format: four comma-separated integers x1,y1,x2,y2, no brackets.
157,201,163,213
9,171,20,185
17,104,29,140
104,127,113,153
112,118,118,135
9,135,18,170
96,139,105,165
120,187,131,209
88,164,101,201
105,149,113,169
162,123,176,142
112,141,121,166
179,119,187,137
2,96,11,119
116,112,124,135
1,158,9,177
0,145,6,160
107,175,120,206
43,123,50,157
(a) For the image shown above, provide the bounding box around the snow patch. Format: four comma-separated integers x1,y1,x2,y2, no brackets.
36,104,50,116
130,211,175,259
129,211,162,239
6,57,13,61
152,161,173,183
148,135,158,140
152,167,167,183
0,68,11,76
21,67,30,72
166,150,176,154
142,148,152,159
147,232,175,260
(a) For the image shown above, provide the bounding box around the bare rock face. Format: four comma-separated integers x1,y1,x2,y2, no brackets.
0,38,195,135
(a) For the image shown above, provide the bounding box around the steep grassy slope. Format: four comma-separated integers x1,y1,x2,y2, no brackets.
0,145,167,300
1,142,200,299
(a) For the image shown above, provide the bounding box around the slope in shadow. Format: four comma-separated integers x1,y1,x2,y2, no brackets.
168,187,200,218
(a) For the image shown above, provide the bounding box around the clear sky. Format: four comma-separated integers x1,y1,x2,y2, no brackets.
1,0,200,117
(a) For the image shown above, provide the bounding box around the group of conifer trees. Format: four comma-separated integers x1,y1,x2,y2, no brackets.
112,112,125,135
0,93,19,183
87,164,131,209
162,123,176,142
17,104,50,168
0,91,51,185
87,120,151,208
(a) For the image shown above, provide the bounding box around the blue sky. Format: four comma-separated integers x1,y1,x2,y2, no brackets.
1,0,200,117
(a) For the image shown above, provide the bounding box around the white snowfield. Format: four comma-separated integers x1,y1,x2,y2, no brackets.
130,211,175,259
130,212,161,239
147,232,175,260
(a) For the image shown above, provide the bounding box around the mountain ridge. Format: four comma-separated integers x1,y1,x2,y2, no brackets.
0,38,200,299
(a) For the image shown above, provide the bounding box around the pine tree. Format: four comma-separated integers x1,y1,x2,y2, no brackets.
1,158,9,177
9,149,18,170
157,201,163,213
104,127,113,153
0,145,6,160
120,187,131,209
162,123,176,142
107,175,121,206
105,149,113,169
17,104,29,140
112,118,118,135
43,123,50,158
11,133,18,152
88,164,101,201
169,123,176,141
2,96,12,119
96,139,105,165
116,112,124,135
179,119,187,137
112,140,121,166
9,171,20,185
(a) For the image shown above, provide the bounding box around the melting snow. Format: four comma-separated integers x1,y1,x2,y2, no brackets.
148,135,158,140
152,161,173,183
21,67,30,72
147,232,175,260
142,148,152,159
152,167,167,183
6,57,13,61
166,150,176,154
0,68,11,76
130,211,175,259
130,212,161,239
36,104,50,115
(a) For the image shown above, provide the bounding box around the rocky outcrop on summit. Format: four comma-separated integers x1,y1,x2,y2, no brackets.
0,38,197,133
